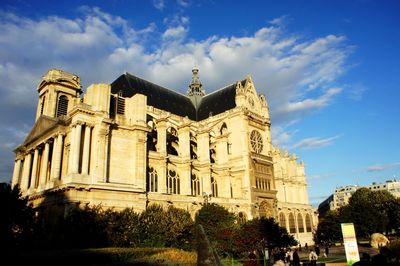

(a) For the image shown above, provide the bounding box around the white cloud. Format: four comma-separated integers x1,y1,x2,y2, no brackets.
292,135,342,149
153,0,165,10
367,162,400,172
0,7,352,181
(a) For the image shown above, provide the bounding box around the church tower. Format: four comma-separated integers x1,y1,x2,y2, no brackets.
187,66,205,108
35,69,82,121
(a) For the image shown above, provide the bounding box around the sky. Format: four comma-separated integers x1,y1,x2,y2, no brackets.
0,0,399,207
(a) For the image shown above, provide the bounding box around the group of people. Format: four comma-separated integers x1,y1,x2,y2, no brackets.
269,244,330,266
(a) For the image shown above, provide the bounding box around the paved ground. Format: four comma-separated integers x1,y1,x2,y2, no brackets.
297,244,380,265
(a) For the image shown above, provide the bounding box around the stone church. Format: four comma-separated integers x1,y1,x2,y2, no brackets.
11,68,317,245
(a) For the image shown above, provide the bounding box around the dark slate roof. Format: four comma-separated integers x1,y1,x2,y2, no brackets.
197,84,237,120
110,73,239,121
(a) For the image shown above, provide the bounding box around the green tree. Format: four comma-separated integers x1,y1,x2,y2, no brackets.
0,183,36,249
105,207,140,247
233,217,296,257
195,203,237,254
315,210,342,245
346,188,395,237
138,204,168,247
164,205,194,249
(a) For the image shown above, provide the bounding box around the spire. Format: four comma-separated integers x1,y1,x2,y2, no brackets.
187,66,205,97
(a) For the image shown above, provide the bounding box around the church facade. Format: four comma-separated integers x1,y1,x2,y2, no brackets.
11,68,317,245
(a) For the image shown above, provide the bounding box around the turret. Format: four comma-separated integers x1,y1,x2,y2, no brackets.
35,69,82,121
187,66,205,108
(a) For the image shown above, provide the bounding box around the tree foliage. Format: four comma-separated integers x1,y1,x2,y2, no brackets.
316,188,400,243
0,183,36,249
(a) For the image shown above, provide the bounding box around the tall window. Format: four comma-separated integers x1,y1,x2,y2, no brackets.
40,96,45,115
297,213,304,233
237,212,247,224
211,176,218,197
167,169,180,194
279,212,287,229
191,174,200,196
56,95,68,117
288,213,296,234
147,167,158,192
305,213,312,232
116,91,125,115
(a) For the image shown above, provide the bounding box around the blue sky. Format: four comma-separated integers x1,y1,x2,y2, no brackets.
0,0,399,207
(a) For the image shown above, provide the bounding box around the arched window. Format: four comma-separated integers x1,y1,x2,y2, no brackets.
167,169,180,194
190,133,197,159
305,213,312,232
167,127,179,155
220,123,228,135
288,212,296,234
237,212,247,224
211,176,218,197
147,117,157,151
191,174,200,196
279,212,287,229
147,167,158,192
56,95,68,117
297,213,304,233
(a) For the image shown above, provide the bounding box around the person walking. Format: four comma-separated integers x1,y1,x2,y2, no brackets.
309,249,318,266
292,249,300,266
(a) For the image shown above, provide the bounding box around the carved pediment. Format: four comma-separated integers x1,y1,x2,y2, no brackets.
23,116,62,146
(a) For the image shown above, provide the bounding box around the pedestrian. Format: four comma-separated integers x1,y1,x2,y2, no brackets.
305,242,308,251
315,245,320,257
292,249,300,266
309,249,318,266
325,245,329,257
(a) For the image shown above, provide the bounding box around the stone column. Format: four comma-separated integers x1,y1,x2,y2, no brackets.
51,133,64,180
197,131,211,195
50,136,58,179
70,123,82,174
68,125,76,174
39,141,50,187
30,148,40,188
81,125,92,175
178,126,191,195
158,161,167,194
11,159,22,188
156,119,167,154
21,153,32,191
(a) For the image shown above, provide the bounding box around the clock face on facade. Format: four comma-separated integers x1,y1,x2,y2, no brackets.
250,130,263,153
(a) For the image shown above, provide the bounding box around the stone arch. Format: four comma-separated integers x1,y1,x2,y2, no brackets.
167,127,179,155
220,122,228,135
297,213,304,233
56,95,69,117
288,212,296,234
305,213,312,232
167,167,180,194
278,212,287,229
146,115,157,151
259,200,274,218
237,211,247,224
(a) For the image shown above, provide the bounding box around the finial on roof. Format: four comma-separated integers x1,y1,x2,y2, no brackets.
187,66,205,97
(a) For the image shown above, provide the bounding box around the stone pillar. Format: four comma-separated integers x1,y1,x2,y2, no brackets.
158,161,167,194
197,131,211,195
68,125,76,174
50,136,58,179
21,153,32,191
178,126,191,195
156,119,167,154
81,125,92,175
73,123,83,173
30,148,39,188
39,141,50,188
11,159,22,188
53,133,64,180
